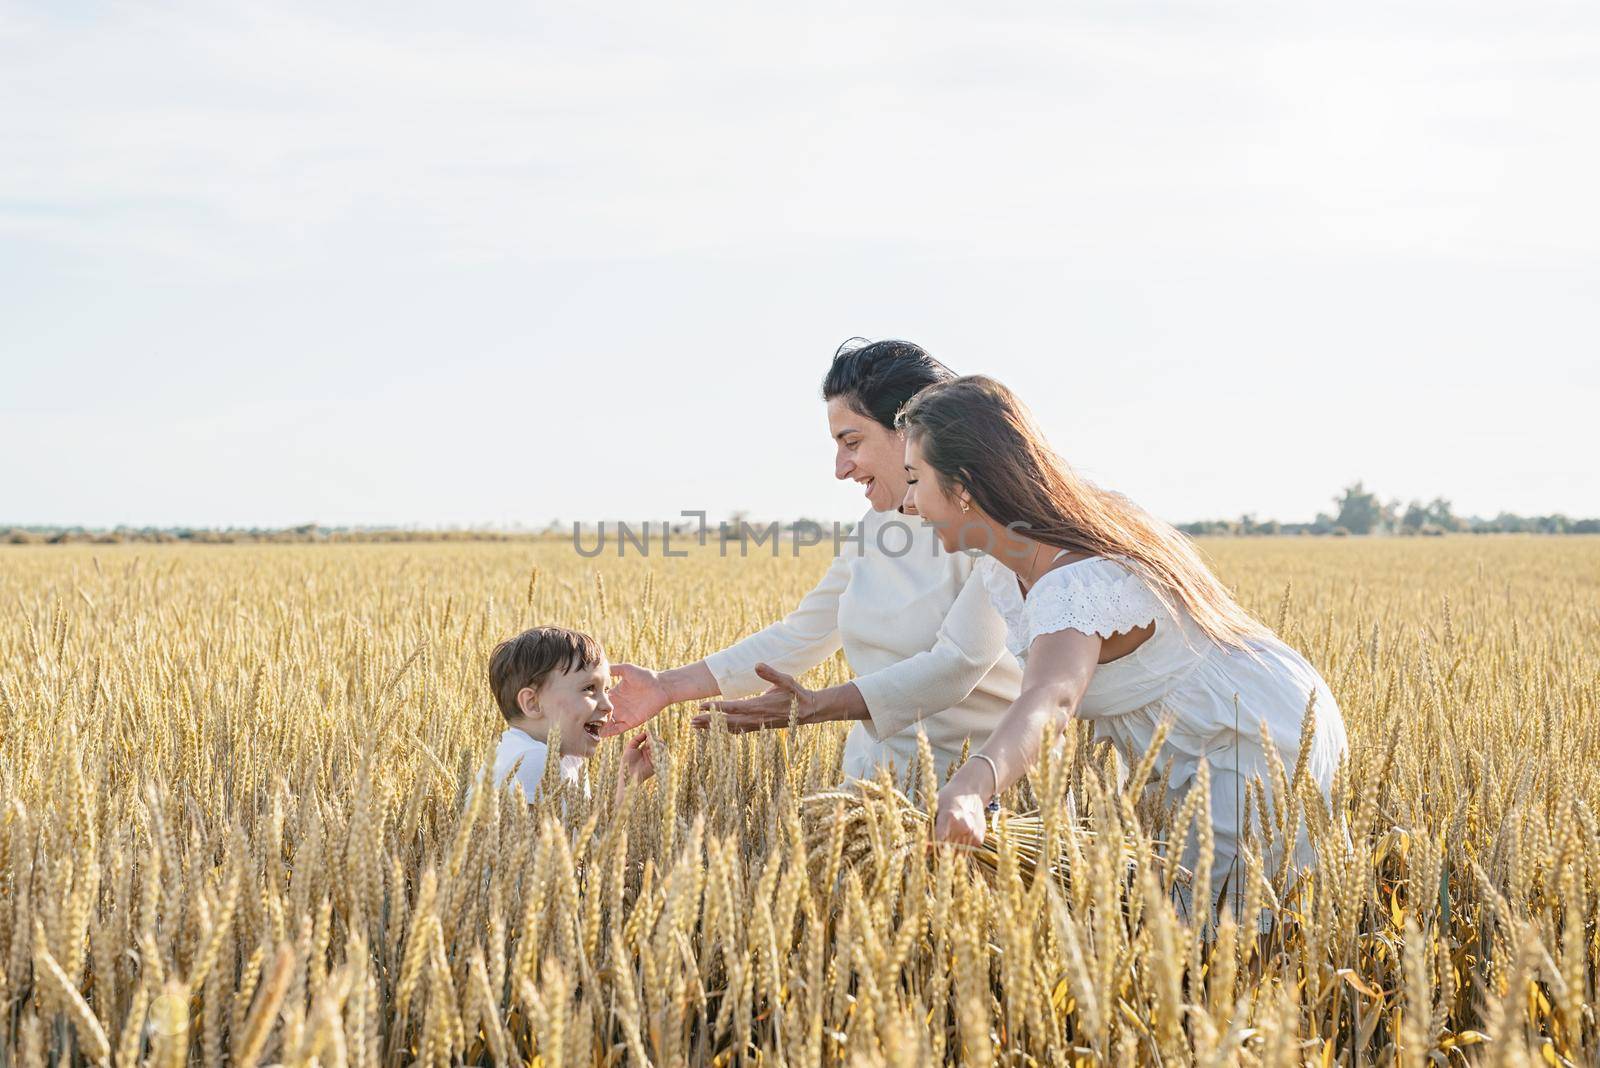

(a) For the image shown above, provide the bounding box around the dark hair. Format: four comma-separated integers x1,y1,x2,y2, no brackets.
487,626,604,721
821,338,955,430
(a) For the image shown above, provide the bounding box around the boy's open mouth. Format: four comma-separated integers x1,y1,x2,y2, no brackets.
583,719,604,740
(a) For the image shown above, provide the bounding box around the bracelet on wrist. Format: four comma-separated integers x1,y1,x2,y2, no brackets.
970,752,1001,803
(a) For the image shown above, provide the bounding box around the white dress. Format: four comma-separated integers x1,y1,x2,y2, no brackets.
976,552,1349,897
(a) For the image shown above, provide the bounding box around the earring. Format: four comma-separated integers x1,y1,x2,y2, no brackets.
959,498,971,514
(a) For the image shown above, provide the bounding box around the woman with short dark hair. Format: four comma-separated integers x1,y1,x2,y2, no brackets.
603,339,1023,783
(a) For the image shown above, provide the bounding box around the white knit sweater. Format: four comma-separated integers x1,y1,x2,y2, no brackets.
704,508,1023,783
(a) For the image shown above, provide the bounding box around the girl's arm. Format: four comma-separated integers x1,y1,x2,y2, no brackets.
934,627,1102,846
691,663,868,732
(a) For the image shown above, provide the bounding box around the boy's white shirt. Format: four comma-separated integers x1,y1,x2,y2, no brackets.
493,726,588,801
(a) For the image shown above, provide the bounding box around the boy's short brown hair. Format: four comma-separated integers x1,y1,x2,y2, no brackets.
487,626,604,721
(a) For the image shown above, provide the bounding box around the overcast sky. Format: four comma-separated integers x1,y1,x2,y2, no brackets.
3,1,1597,529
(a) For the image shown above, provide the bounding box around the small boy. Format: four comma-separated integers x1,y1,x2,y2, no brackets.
487,625,654,804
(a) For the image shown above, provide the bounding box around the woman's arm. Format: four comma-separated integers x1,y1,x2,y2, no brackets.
603,660,720,735
702,549,850,694
934,627,1102,846
603,551,850,735
692,563,1005,735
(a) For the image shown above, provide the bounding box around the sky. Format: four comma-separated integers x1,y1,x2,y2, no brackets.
3,1,1597,529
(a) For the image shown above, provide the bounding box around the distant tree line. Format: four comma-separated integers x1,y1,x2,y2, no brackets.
0,518,842,546
6,489,1598,546
1178,482,1600,537
0,523,535,545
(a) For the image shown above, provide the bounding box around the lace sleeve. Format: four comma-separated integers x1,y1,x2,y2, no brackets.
1023,558,1166,644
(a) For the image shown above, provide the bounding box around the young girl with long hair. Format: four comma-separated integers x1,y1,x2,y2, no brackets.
898,375,1349,907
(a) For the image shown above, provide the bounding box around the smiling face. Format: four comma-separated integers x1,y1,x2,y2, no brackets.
517,657,613,758
828,396,908,512
901,432,983,552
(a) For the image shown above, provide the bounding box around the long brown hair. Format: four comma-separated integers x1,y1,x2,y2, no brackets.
897,375,1273,651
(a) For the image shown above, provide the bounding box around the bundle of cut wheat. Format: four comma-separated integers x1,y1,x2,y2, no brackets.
800,776,1191,892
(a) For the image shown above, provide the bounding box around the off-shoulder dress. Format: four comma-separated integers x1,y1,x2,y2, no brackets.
976,551,1349,899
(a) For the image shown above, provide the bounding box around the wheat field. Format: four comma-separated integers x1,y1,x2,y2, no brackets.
2,535,1597,1066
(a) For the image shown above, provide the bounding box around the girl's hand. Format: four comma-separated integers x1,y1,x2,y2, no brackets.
620,733,656,783
691,664,817,732
933,763,992,847
602,663,671,736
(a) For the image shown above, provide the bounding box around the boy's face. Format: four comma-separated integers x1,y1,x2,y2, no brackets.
520,658,613,757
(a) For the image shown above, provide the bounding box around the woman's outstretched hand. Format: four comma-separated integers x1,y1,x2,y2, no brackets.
691,663,817,733
601,663,672,737
933,763,991,847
